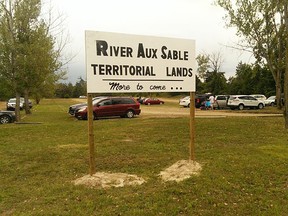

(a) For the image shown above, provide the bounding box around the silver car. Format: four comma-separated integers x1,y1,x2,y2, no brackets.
264,96,276,106
215,95,229,109
227,95,265,110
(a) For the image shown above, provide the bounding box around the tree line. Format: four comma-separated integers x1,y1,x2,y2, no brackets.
195,50,277,97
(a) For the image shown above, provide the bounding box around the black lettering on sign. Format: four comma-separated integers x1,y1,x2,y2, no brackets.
161,46,189,60
96,40,108,56
150,85,166,91
96,40,133,57
91,64,156,77
109,82,130,91
166,67,193,77
137,43,157,59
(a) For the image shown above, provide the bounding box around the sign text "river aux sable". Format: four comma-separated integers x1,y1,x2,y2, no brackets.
96,40,189,60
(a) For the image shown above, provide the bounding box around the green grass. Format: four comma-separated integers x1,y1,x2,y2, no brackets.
1,98,288,215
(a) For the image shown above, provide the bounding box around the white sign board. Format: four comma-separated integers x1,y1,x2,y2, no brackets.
85,31,196,93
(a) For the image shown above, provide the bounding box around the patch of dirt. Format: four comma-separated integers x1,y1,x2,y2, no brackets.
73,161,202,189
159,160,202,182
73,172,146,189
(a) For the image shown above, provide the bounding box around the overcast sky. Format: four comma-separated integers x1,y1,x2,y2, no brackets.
47,0,254,84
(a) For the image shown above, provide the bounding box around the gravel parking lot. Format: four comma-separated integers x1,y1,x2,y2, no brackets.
140,104,282,118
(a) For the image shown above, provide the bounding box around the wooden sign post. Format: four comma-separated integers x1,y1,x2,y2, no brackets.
189,92,196,161
87,93,96,175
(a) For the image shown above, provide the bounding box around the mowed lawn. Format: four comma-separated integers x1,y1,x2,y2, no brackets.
0,98,288,215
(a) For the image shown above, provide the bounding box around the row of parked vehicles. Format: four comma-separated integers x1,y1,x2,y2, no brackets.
0,94,279,124
6,97,33,111
179,94,277,110
68,96,167,120
0,97,34,124
68,96,168,120
69,96,141,120
1,96,165,124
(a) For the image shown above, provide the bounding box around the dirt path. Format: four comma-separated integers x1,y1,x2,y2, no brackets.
140,105,282,118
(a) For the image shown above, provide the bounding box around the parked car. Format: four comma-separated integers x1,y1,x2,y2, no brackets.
6,97,33,111
143,98,164,105
227,95,265,110
68,96,105,115
179,96,191,107
0,110,16,124
214,95,230,109
250,94,267,101
179,94,212,108
264,96,276,106
195,94,212,108
74,97,141,120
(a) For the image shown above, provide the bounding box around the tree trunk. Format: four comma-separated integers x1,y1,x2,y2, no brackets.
15,92,21,122
276,69,282,109
284,2,288,129
24,89,31,114
284,70,288,129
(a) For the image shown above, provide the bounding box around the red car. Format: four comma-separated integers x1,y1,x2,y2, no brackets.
143,98,164,105
74,97,141,120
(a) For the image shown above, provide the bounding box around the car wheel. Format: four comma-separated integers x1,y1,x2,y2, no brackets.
238,104,244,110
258,103,264,109
270,102,275,106
126,110,134,118
0,115,11,124
187,103,190,108
93,113,99,120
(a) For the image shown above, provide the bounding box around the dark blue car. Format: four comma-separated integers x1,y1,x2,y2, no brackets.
0,110,16,124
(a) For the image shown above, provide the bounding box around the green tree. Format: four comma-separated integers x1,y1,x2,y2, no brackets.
195,76,205,94
227,62,275,96
73,77,87,98
205,71,227,95
0,0,66,120
0,78,12,100
196,52,227,94
54,82,74,98
252,64,275,96
230,62,255,94
216,0,288,128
